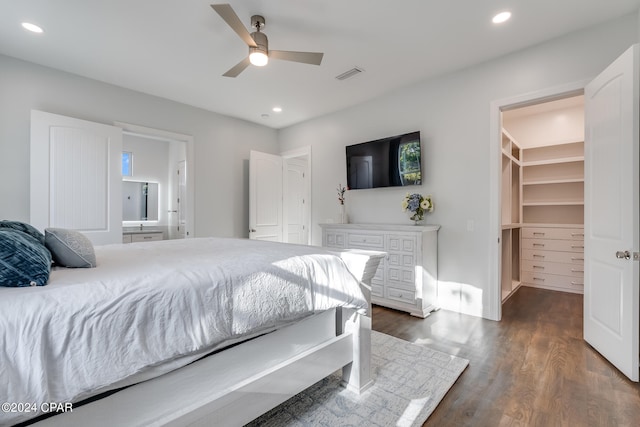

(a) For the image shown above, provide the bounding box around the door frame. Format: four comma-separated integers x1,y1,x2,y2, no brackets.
115,122,195,238
488,80,588,321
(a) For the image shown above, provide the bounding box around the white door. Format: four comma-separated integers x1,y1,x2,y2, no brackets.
284,158,308,244
584,44,639,382
30,110,123,245
249,150,283,241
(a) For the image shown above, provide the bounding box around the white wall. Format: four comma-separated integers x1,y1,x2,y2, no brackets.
0,54,278,238
503,102,584,148
278,13,638,318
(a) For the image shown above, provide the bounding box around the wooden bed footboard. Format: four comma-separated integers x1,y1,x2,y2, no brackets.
32,250,384,427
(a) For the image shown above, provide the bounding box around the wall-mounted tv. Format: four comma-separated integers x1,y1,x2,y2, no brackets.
346,131,422,190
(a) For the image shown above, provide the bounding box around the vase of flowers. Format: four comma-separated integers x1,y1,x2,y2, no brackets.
337,184,348,224
402,193,434,224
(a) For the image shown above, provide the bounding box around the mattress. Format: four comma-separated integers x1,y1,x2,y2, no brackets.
0,237,367,426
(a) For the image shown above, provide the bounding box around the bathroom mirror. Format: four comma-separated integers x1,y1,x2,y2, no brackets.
122,181,159,221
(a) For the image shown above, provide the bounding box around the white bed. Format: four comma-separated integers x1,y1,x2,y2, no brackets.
0,237,383,426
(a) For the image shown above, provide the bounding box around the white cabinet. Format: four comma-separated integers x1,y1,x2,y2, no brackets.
521,225,584,293
320,223,439,318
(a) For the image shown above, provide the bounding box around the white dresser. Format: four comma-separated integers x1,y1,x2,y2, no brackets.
320,223,439,318
521,225,584,294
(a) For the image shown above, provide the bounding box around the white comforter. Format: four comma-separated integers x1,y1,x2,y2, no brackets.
0,238,366,426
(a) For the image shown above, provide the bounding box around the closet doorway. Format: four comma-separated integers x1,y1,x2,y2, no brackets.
490,45,640,382
499,95,585,303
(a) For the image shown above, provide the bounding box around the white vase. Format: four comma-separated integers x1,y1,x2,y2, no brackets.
339,204,348,224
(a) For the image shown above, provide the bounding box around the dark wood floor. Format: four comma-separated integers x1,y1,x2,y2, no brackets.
372,286,640,427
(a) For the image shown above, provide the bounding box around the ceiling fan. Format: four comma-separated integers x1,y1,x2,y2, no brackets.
210,3,324,77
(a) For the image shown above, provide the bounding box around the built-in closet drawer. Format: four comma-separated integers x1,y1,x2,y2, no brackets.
521,238,584,253
521,249,584,265
521,260,584,278
521,271,584,290
521,227,584,241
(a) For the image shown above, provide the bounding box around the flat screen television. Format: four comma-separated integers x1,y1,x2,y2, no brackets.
346,131,422,190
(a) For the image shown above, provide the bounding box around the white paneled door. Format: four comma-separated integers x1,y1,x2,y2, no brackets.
584,45,639,381
30,110,123,245
249,150,283,241
284,158,308,244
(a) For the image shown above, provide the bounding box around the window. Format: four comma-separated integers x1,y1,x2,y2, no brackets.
122,152,132,176
398,141,421,185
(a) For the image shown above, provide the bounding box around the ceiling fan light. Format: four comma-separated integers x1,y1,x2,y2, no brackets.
250,49,268,66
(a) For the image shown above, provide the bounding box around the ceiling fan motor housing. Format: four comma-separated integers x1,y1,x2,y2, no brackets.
250,30,268,55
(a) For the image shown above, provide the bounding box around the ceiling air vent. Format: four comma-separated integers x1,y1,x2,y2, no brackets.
335,67,364,81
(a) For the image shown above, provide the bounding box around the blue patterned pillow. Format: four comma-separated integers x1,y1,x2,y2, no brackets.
45,228,96,268
0,229,52,287
0,220,45,245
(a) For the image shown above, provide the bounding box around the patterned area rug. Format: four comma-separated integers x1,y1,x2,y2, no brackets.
247,331,469,427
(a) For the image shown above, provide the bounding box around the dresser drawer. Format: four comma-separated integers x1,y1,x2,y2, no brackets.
131,232,163,243
521,260,584,277
387,266,415,289
347,233,384,249
521,238,584,253
522,271,584,290
521,227,584,241
387,252,415,268
324,231,345,248
371,282,384,297
385,286,416,304
386,235,417,253
522,249,584,264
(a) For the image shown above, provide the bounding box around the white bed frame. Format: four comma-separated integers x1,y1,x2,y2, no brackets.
34,249,384,427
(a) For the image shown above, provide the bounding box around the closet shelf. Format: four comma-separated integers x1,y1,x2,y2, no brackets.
522,156,584,166
522,200,584,206
522,178,584,186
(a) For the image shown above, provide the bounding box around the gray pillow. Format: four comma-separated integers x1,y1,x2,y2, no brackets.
45,228,97,268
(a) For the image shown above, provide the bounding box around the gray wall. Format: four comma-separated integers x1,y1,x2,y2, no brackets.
0,55,278,238
277,13,639,318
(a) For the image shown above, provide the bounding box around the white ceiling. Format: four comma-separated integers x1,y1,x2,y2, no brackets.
1,1,638,129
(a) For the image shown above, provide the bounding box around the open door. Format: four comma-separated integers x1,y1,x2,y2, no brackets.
249,150,283,241
30,110,123,245
584,44,639,381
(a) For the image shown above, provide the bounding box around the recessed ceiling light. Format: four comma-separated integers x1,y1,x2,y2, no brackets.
21,22,44,33
492,11,511,24
272,107,282,113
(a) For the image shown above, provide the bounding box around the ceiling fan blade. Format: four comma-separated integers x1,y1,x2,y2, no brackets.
270,50,324,65
222,57,251,77
211,4,257,48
